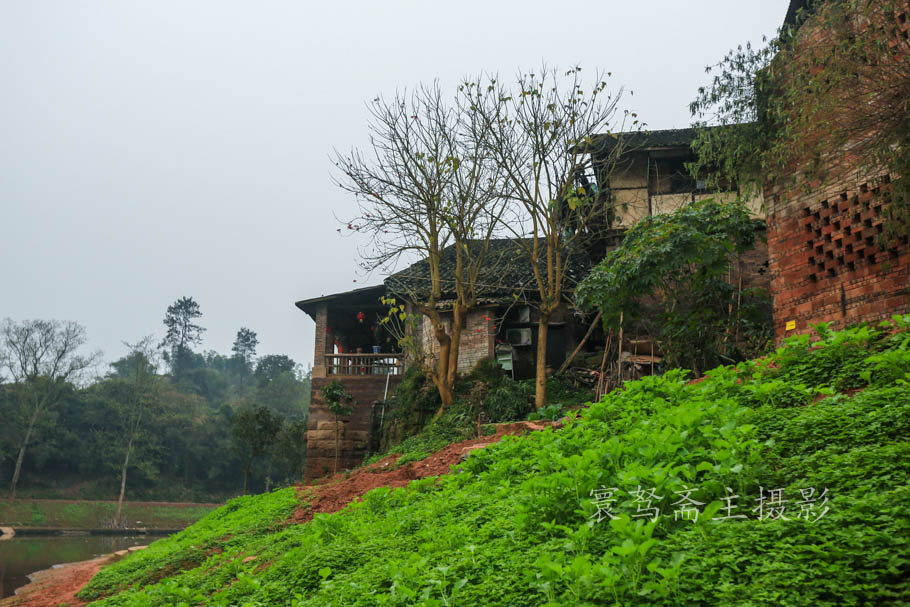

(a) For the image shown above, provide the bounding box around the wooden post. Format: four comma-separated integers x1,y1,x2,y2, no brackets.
595,331,613,401
557,311,603,376
616,311,624,388
650,339,655,376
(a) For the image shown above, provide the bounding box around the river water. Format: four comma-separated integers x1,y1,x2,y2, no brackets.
0,534,156,599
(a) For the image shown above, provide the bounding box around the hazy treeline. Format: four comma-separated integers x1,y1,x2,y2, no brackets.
0,299,310,504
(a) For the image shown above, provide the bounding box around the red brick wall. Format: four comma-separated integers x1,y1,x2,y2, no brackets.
304,375,402,482
763,5,910,341
767,178,910,340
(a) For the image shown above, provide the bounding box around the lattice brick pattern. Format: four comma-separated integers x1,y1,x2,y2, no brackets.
799,176,904,283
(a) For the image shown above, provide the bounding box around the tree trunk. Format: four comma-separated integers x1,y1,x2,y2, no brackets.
534,313,551,409
616,311,624,387
430,324,455,421
436,332,453,403
242,462,251,494
264,457,273,493
333,415,340,475
114,436,133,527
9,405,41,500
556,311,602,376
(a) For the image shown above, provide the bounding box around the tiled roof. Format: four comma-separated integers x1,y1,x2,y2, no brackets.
384,238,599,303
590,127,700,154
295,284,385,319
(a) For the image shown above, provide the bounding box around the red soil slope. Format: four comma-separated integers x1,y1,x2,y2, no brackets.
289,420,556,524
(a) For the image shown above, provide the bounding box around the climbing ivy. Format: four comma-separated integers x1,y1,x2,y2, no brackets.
690,0,910,241
576,197,770,374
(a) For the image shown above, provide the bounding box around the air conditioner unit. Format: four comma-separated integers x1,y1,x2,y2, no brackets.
517,306,531,323
506,327,532,346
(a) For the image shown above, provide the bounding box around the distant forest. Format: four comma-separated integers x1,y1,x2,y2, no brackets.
0,297,311,504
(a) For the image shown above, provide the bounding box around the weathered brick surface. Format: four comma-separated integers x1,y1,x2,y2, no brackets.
312,302,330,379
418,308,496,373
767,178,910,341
762,6,910,341
304,375,402,481
458,308,496,371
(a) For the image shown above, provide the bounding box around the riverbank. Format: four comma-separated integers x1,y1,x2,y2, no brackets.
2,527,182,537
0,499,217,530
0,545,146,607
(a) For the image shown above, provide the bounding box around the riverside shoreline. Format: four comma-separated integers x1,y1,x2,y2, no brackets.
1,527,180,537
0,545,146,607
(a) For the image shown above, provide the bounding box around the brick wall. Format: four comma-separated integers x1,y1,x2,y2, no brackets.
457,308,495,371
767,177,910,340
418,308,495,373
763,5,910,341
312,302,330,378
304,375,402,482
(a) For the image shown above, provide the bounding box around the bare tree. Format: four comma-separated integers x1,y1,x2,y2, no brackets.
0,319,100,499
334,82,507,414
113,336,159,527
463,65,637,408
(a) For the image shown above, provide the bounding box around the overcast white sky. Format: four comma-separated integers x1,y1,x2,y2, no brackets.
0,1,789,370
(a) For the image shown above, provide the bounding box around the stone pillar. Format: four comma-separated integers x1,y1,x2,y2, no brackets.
312,302,330,378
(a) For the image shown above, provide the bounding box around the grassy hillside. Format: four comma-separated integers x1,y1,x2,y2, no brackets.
78,319,910,606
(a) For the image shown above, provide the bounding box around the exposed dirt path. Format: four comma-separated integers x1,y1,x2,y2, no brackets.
289,420,556,524
0,547,147,607
1,556,109,607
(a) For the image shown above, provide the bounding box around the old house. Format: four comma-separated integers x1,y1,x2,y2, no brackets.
590,127,765,227
295,239,606,481
294,0,905,483
296,127,771,481
590,126,770,289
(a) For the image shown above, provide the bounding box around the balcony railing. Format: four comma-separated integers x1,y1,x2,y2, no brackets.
324,353,404,376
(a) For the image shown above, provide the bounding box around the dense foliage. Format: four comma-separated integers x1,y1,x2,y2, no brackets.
690,0,909,240
0,310,311,502
370,359,585,466
79,318,909,606
577,198,771,375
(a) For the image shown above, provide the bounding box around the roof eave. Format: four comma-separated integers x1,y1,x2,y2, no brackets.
294,284,386,320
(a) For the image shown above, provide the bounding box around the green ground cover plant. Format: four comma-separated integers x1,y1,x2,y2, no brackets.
366,359,585,467
79,317,909,606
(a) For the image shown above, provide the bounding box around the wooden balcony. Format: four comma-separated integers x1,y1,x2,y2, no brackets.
324,353,404,376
